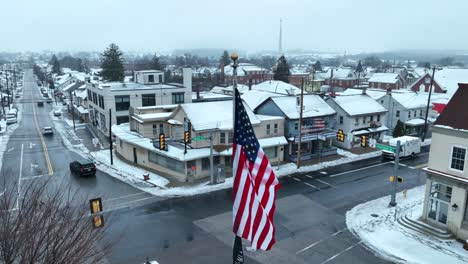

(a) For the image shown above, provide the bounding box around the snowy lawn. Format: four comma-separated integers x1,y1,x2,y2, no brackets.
346,185,468,264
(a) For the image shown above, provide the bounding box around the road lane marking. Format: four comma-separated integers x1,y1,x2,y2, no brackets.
104,192,148,202
104,195,161,212
411,163,427,169
32,102,53,176
315,178,336,188
330,162,391,178
16,144,24,209
319,241,363,264
21,175,45,180
293,177,320,190
296,227,348,254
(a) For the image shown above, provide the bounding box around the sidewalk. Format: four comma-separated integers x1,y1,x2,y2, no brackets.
346,185,468,264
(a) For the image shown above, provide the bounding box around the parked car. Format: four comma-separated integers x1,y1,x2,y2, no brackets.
53,110,61,116
46,98,52,103
41,126,54,136
37,101,44,107
14,94,21,98
69,159,97,177
6,114,17,125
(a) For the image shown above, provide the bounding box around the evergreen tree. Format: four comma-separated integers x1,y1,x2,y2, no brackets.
392,120,406,137
220,50,230,66
100,43,125,82
151,54,163,71
273,55,291,83
314,60,323,71
50,54,61,75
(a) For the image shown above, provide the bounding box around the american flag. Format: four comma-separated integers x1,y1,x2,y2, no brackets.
232,87,280,251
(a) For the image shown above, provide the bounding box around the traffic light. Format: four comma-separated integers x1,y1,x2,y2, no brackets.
92,215,104,228
159,133,166,151
336,129,345,142
360,135,368,147
389,176,395,182
397,176,403,183
184,131,191,144
89,197,104,228
89,197,102,214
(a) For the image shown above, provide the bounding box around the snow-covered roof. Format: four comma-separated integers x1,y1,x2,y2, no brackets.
434,68,468,97
368,73,400,84
62,82,77,92
270,94,336,119
75,89,87,99
133,112,172,122
223,63,269,77
181,100,260,131
135,104,178,112
255,115,284,121
254,80,301,95
210,85,249,95
339,88,386,100
333,94,387,116
405,118,426,126
241,90,277,110
391,92,430,109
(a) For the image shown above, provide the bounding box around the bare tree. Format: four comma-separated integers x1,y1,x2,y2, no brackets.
0,179,112,264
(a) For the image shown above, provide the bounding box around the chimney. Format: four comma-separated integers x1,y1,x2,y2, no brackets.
182,68,192,93
196,83,200,99
386,88,391,95
248,78,252,90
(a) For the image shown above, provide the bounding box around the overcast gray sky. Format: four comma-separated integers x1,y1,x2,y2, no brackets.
1,0,467,53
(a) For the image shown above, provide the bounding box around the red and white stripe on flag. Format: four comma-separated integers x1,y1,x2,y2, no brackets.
231,86,280,251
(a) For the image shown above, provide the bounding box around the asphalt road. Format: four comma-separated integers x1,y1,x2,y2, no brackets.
106,153,429,264
0,70,148,208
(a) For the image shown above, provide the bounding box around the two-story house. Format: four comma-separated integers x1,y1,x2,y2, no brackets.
368,73,404,90
114,100,287,182
422,83,468,240
87,68,192,135
326,93,388,149
254,94,337,162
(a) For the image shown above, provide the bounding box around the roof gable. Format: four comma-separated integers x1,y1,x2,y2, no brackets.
333,94,387,116
434,83,468,130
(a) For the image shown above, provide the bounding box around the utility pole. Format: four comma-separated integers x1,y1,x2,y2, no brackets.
389,140,401,207
70,92,76,130
296,77,305,168
209,129,215,184
5,69,10,110
421,66,438,142
109,109,113,165
0,83,4,120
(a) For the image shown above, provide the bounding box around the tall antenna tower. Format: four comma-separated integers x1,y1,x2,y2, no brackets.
278,19,283,56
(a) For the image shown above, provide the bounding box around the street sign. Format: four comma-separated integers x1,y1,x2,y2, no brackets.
192,136,206,141
376,143,396,152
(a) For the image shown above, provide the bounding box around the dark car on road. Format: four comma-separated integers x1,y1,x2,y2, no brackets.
37,101,44,107
69,159,97,177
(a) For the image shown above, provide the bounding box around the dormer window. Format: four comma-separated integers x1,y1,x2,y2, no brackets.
148,74,154,83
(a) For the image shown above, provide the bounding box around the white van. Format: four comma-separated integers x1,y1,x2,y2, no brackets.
383,136,421,159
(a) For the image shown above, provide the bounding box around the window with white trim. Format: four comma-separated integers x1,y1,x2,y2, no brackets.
450,146,466,171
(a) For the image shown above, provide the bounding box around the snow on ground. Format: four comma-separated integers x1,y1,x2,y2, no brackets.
347,185,468,264
0,104,22,177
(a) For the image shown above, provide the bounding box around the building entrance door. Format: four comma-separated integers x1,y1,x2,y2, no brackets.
427,198,449,225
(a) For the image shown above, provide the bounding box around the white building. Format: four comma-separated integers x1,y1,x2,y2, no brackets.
87,68,192,135
326,93,388,149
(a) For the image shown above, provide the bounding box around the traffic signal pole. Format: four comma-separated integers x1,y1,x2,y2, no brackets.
389,140,401,207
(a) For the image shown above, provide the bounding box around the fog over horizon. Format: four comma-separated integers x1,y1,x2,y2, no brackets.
1,0,467,54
